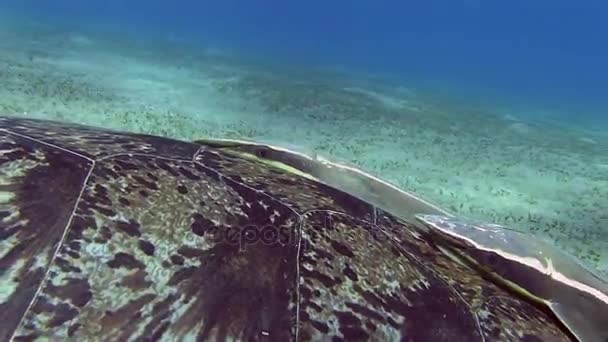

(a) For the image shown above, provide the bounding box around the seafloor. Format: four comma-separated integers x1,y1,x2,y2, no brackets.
1,13,607,275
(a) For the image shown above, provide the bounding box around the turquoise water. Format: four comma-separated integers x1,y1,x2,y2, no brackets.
5,0,608,121
0,0,607,275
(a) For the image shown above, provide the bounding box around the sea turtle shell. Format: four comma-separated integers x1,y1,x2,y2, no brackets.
0,116,571,341
415,214,608,342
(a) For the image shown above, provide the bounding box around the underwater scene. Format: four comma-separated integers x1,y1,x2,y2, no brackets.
0,0,607,341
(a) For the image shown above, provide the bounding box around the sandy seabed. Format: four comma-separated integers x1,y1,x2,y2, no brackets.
1,14,607,275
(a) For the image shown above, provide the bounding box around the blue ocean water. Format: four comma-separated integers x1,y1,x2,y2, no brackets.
4,0,608,124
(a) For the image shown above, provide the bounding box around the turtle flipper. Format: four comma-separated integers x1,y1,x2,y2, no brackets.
549,295,608,342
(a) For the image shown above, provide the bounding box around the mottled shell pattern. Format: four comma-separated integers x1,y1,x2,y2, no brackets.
0,116,570,341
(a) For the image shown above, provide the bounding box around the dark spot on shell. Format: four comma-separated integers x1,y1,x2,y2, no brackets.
68,323,81,337
168,266,196,286
381,292,411,316
49,303,78,327
116,219,141,237
55,257,81,273
299,331,312,341
190,213,216,237
46,278,92,307
355,286,386,308
178,166,200,180
333,310,370,340
310,320,330,333
145,161,158,170
177,185,188,194
340,326,369,340
156,160,180,176
100,293,155,329
107,252,145,269
66,250,80,259
343,264,358,282
132,175,158,190
94,184,112,205
177,246,205,258
95,225,112,243
308,301,323,312
521,335,543,342
139,190,149,198
98,165,119,180
68,241,81,253
121,269,152,290
68,216,94,242
118,197,131,206
93,205,116,217
191,222,205,236
345,302,384,322
386,316,400,328
301,268,339,287
331,240,354,258
146,172,159,182
335,310,362,326
115,160,139,171
94,183,109,196
138,239,155,256
170,254,185,265
32,295,54,315
300,287,312,299
310,247,335,262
